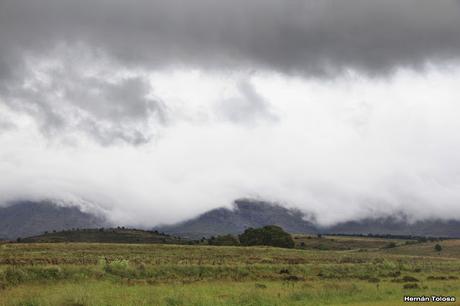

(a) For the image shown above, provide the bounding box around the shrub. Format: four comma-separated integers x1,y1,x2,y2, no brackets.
384,242,397,249
30,266,62,280
427,276,447,280
208,234,240,246
368,277,380,283
434,244,442,252
103,259,134,277
316,244,330,250
403,283,419,289
3,267,28,285
387,271,401,277
239,225,295,248
402,276,419,282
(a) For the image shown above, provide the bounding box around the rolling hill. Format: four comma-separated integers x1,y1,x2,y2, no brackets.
20,227,182,244
155,199,317,239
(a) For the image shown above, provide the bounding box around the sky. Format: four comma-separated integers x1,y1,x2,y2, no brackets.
1,0,460,226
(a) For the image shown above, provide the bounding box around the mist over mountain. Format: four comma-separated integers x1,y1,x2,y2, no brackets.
2,199,460,240
155,199,317,239
326,218,460,238
0,201,107,239
157,199,460,239
2,1,460,227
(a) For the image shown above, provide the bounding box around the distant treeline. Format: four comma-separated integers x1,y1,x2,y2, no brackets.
11,225,296,249
325,233,452,242
9,225,455,249
14,227,184,244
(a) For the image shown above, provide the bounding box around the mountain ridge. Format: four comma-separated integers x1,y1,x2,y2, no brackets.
2,199,460,240
157,199,460,239
0,201,108,239
155,199,317,239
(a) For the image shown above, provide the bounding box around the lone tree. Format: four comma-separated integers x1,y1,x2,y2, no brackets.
239,225,295,249
434,244,442,252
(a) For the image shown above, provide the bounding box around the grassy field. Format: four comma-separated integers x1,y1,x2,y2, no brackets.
1,236,460,305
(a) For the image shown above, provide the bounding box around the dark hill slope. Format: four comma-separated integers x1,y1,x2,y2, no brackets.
156,199,317,239
326,217,460,237
0,201,106,239
21,228,182,244
157,199,460,238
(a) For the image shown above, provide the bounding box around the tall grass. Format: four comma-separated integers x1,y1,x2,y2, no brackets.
0,242,460,305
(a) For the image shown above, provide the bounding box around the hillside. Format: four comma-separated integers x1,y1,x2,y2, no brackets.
0,201,107,239
326,217,460,237
156,199,317,239
20,228,182,244
3,199,460,241
157,199,460,238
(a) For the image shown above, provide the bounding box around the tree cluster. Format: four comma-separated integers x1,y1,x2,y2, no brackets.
238,225,295,248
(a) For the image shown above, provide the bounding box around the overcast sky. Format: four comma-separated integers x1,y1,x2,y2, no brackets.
1,0,460,226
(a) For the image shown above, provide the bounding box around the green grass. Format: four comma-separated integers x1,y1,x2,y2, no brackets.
2,280,459,306
1,241,460,305
292,234,411,251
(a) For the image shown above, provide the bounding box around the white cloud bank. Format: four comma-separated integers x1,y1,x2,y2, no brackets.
1,55,460,226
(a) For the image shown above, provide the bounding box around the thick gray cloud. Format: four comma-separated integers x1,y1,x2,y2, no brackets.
0,47,163,144
1,0,460,76
2,0,459,143
2,0,460,144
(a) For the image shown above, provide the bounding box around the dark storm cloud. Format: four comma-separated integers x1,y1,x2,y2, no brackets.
1,0,460,144
1,0,460,76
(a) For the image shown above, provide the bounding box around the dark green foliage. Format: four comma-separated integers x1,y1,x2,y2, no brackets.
20,228,182,244
427,276,447,280
208,234,240,246
367,277,380,283
384,242,397,249
403,283,419,289
435,244,442,252
238,225,295,248
402,276,419,282
3,267,28,285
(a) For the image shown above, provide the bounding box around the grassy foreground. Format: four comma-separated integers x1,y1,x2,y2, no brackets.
1,237,460,305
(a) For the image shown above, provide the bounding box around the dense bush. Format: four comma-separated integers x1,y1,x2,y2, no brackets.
102,259,136,278
238,225,295,249
208,234,240,246
384,242,397,249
